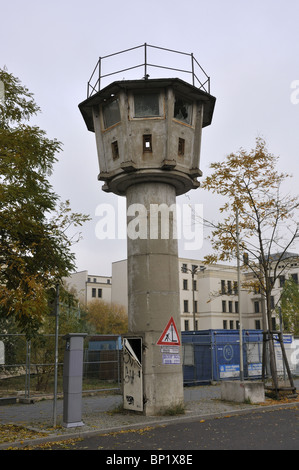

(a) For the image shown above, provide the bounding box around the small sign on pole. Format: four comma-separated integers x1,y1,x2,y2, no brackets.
157,317,180,346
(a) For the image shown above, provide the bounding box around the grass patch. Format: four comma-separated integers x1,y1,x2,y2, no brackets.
0,374,120,397
160,402,185,416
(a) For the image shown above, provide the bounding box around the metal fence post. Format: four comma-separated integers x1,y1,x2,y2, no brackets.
25,340,31,398
53,283,59,427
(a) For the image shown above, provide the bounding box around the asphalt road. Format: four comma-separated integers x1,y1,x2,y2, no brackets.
48,405,298,453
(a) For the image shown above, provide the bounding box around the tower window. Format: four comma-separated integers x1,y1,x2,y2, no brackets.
174,95,192,125
102,99,121,129
178,138,185,156
134,93,160,117
111,140,119,159
143,134,152,152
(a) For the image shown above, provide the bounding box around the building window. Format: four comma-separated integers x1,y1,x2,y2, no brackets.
228,301,233,313
174,95,192,125
193,280,197,291
279,275,285,288
183,279,188,290
102,99,121,129
98,289,102,298
194,301,198,313
223,320,227,329
178,137,185,156
111,140,119,160
230,320,234,329
181,263,187,273
222,300,226,313
92,288,96,298
270,296,275,309
291,273,298,284
254,301,260,313
184,320,189,331
254,284,261,295
134,93,160,117
184,300,189,313
93,278,97,283
195,320,198,330
235,301,239,314
255,320,261,330
143,134,152,152
221,280,226,295
227,280,232,295
233,281,238,295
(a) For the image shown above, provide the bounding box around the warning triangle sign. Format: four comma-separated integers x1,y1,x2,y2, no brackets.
157,317,181,346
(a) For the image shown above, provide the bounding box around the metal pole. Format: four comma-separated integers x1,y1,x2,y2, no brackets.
191,53,194,86
236,207,244,381
53,283,59,427
279,307,286,381
28,340,31,398
192,270,196,330
25,340,31,398
98,57,101,92
144,42,147,78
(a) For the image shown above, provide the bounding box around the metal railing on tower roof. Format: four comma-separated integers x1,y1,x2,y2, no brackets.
87,43,211,98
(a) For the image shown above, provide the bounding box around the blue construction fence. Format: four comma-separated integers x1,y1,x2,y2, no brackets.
84,331,296,386
182,329,295,385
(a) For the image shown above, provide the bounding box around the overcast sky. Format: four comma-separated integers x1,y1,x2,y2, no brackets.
2,0,299,275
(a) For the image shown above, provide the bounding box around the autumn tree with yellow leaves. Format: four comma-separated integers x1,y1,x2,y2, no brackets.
86,300,128,335
201,137,299,395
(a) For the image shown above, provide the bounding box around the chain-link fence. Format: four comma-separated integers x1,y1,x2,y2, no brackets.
0,333,122,399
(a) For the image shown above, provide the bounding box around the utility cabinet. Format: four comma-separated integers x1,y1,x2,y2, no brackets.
122,337,143,412
62,333,87,428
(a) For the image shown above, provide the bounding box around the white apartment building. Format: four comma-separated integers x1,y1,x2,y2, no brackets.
110,258,265,331
179,258,242,331
64,270,112,305
242,252,299,331
65,252,299,332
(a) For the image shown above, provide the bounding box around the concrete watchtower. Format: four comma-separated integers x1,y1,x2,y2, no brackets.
79,44,215,415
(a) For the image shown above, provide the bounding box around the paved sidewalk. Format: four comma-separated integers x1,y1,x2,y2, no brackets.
0,382,298,449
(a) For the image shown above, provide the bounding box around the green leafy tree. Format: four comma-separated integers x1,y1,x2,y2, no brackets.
0,68,90,338
280,279,299,335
